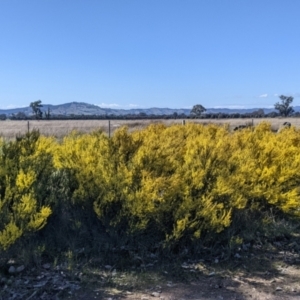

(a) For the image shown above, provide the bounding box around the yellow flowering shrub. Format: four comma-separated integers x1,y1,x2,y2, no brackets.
53,130,110,206
230,122,300,216
0,131,55,251
54,128,142,238
117,123,247,245
31,122,300,250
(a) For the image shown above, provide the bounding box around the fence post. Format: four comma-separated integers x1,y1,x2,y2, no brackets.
108,120,111,138
182,120,185,125
27,121,30,134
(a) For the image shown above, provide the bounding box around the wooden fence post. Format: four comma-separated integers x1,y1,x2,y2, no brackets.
108,120,111,138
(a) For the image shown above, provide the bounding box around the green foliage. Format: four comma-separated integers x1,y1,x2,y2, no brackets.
30,100,43,119
190,104,206,118
44,107,51,120
274,95,294,116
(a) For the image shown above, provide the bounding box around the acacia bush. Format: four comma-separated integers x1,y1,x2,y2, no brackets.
0,131,57,251
1,123,300,258
53,123,300,253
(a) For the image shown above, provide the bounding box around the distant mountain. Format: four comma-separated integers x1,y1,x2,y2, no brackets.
1,101,299,117
0,102,192,117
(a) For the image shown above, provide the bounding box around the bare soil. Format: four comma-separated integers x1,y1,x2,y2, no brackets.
74,250,300,300
1,242,300,300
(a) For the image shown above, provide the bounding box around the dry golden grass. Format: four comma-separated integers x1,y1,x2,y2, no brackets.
0,118,299,139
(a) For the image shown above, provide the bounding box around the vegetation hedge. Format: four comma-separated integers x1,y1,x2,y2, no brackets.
1,122,300,257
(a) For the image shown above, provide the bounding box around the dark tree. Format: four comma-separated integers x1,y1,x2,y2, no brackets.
172,112,178,119
0,114,7,120
274,95,294,117
190,104,206,118
44,107,51,120
252,109,265,118
15,112,27,120
30,100,43,119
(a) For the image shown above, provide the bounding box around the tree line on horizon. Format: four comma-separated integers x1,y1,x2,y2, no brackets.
0,95,296,121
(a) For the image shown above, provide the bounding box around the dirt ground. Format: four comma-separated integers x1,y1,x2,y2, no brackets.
2,243,300,300
74,254,300,300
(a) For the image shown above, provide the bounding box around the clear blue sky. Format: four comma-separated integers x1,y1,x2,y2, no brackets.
1,1,299,109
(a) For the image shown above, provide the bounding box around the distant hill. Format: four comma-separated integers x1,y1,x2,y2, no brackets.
1,101,299,117
0,102,191,117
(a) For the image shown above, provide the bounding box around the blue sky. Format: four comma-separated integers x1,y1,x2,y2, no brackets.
1,1,300,110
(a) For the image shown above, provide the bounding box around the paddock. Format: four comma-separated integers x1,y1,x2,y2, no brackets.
0,118,300,139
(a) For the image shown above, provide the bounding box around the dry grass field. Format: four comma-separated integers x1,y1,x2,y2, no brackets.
1,118,300,139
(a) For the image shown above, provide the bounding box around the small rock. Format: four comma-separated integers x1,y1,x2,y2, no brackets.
16,265,25,273
1,277,7,284
60,271,66,277
181,263,189,269
8,266,16,274
208,272,215,277
7,259,16,264
151,292,161,297
43,263,51,270
104,265,112,270
242,244,248,251
141,296,149,300
234,253,241,259
166,281,174,287
146,263,154,267
33,281,48,288
276,286,283,291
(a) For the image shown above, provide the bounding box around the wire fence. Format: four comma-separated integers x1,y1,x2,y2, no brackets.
0,118,297,140
0,119,189,140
